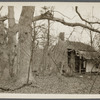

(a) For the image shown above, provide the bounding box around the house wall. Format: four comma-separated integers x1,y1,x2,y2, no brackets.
86,60,98,72
48,41,69,74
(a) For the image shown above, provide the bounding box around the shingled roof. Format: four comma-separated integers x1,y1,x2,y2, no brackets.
66,40,95,52
55,40,99,59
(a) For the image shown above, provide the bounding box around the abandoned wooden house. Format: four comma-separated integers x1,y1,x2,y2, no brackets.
48,33,100,75
66,40,99,73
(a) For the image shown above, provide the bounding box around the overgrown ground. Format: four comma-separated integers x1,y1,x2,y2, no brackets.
0,73,100,94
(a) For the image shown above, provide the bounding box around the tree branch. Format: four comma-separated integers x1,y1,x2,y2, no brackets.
75,6,100,25
0,15,8,21
33,15,100,34
54,10,75,20
0,6,3,11
68,28,75,40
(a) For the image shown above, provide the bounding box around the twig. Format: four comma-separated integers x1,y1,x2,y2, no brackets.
54,11,76,20
0,6,3,11
68,28,75,40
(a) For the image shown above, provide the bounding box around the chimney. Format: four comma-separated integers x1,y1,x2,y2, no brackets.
59,32,64,41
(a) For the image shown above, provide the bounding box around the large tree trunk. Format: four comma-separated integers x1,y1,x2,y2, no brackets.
8,6,17,77
42,19,50,75
18,6,35,84
0,21,9,80
0,6,16,80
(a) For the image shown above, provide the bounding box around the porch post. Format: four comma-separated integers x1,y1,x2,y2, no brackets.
79,56,81,74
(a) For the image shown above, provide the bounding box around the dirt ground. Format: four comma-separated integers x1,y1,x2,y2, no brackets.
0,73,100,94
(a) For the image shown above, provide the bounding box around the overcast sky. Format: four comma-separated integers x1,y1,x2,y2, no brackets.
0,2,100,46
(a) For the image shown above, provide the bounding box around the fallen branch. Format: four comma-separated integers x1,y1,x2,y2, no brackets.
0,83,31,92
0,87,11,91
0,82,40,92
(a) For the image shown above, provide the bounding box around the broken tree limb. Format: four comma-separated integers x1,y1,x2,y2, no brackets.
33,15,100,34
0,83,30,92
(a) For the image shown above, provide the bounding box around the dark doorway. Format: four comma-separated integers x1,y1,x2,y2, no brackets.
68,50,86,73
81,57,86,73
75,55,86,73
75,56,80,72
68,50,71,64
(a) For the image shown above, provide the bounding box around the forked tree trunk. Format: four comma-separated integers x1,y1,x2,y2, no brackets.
18,6,35,84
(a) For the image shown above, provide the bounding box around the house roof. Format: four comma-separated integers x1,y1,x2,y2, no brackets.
56,40,99,59
78,51,99,59
66,40,95,52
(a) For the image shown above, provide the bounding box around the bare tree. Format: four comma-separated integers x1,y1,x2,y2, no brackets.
17,6,35,85
8,6,17,77
0,6,100,91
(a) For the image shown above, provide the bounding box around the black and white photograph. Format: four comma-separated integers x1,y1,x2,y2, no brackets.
0,2,100,97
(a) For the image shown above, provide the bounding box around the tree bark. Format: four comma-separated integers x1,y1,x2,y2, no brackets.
18,6,35,84
8,6,17,77
0,21,9,80
43,19,50,75
47,19,50,46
